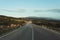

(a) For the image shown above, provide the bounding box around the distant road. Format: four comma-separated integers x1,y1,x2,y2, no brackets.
0,23,60,40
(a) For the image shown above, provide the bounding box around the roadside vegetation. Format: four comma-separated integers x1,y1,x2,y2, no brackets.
28,17,60,33
0,15,28,36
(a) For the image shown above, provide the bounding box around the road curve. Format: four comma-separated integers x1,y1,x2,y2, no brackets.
0,23,60,40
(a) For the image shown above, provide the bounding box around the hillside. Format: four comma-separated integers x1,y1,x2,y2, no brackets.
25,17,60,32
0,15,27,35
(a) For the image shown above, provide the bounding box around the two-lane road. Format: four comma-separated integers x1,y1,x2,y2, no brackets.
0,23,60,40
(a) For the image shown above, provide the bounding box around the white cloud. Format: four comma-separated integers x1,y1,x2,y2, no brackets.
0,8,60,13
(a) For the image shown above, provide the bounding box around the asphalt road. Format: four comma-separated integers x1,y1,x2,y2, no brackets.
0,23,60,40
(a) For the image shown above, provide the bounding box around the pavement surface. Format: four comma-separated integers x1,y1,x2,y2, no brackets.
0,23,60,40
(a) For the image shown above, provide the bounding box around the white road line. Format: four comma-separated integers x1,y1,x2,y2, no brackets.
32,27,34,40
0,27,21,38
0,26,26,38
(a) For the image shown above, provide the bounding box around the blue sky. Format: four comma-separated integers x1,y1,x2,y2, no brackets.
0,0,60,19
0,0,60,9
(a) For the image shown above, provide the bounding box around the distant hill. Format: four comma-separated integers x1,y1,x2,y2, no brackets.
25,16,60,22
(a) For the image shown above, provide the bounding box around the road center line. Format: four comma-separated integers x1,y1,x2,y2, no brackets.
32,27,34,40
